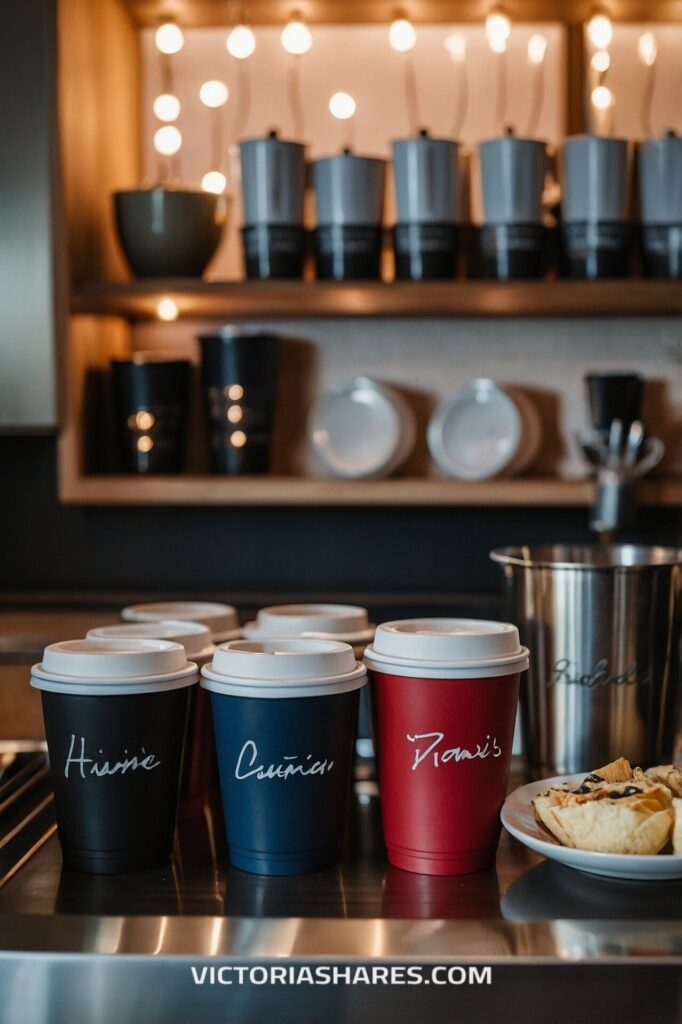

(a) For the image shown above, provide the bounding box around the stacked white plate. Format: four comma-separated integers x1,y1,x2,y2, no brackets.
427,378,541,480
308,377,416,479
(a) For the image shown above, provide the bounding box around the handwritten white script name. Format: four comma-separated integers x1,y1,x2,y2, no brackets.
64,734,162,779
234,740,334,781
407,732,502,772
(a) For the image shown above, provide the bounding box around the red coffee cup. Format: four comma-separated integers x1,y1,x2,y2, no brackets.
365,619,529,876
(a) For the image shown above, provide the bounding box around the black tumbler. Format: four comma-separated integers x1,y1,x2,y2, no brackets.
112,355,191,474
199,328,279,474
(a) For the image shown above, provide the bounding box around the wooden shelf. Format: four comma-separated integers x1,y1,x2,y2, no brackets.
58,474,682,507
123,1,682,28
71,279,682,321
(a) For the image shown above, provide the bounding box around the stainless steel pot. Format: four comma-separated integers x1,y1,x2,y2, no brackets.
490,545,682,774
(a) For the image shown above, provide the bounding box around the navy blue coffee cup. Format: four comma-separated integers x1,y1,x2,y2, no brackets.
202,639,367,875
31,639,198,875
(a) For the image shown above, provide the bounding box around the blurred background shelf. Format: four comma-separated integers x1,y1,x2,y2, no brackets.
70,280,682,321
57,474,682,507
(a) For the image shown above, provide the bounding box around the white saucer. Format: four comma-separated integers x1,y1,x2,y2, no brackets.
501,774,682,881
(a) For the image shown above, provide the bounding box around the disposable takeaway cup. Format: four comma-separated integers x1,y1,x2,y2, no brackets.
121,601,241,643
87,621,215,817
364,619,529,876
201,639,367,875
31,638,198,874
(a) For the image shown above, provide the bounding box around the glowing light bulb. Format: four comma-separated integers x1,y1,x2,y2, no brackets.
155,23,184,55
444,32,466,63
157,297,178,321
226,384,243,400
329,91,356,120
281,17,312,55
389,18,416,53
153,93,181,122
638,32,657,67
230,430,247,448
591,84,613,110
591,50,610,73
137,436,154,452
226,25,256,60
227,405,243,423
587,14,613,50
486,11,511,50
527,34,547,66
154,125,182,156
199,80,229,108
201,170,227,194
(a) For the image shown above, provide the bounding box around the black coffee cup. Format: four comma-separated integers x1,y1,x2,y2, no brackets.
114,187,227,278
112,354,191,474
31,639,198,874
198,328,279,474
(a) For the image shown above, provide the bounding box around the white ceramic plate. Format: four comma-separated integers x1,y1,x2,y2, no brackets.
309,377,416,479
427,379,541,480
501,774,682,881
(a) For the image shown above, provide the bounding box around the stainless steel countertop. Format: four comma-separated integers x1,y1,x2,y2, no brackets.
0,743,680,1023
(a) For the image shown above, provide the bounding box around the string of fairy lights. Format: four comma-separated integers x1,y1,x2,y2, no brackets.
150,9,666,194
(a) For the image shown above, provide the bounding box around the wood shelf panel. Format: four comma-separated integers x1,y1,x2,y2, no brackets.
123,1,682,28
58,475,682,508
71,280,682,321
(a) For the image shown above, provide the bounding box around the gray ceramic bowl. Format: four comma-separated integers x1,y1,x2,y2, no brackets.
114,187,228,278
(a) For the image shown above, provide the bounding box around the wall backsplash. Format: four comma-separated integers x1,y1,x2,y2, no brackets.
132,316,682,479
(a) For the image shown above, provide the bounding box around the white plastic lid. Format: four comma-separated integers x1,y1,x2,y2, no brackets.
201,638,367,699
87,621,214,662
121,602,240,642
242,604,375,645
364,619,529,679
31,638,199,695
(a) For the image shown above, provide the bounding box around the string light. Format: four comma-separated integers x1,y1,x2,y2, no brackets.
389,18,416,53
329,91,356,120
226,24,256,59
155,22,184,55
591,84,613,110
587,14,613,50
153,94,181,121
281,14,312,55
486,11,511,53
153,125,182,156
444,32,466,62
201,170,227,194
157,297,179,321
227,406,243,423
230,430,247,448
527,34,547,66
638,32,657,67
199,80,229,108
226,384,244,400
591,50,610,73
